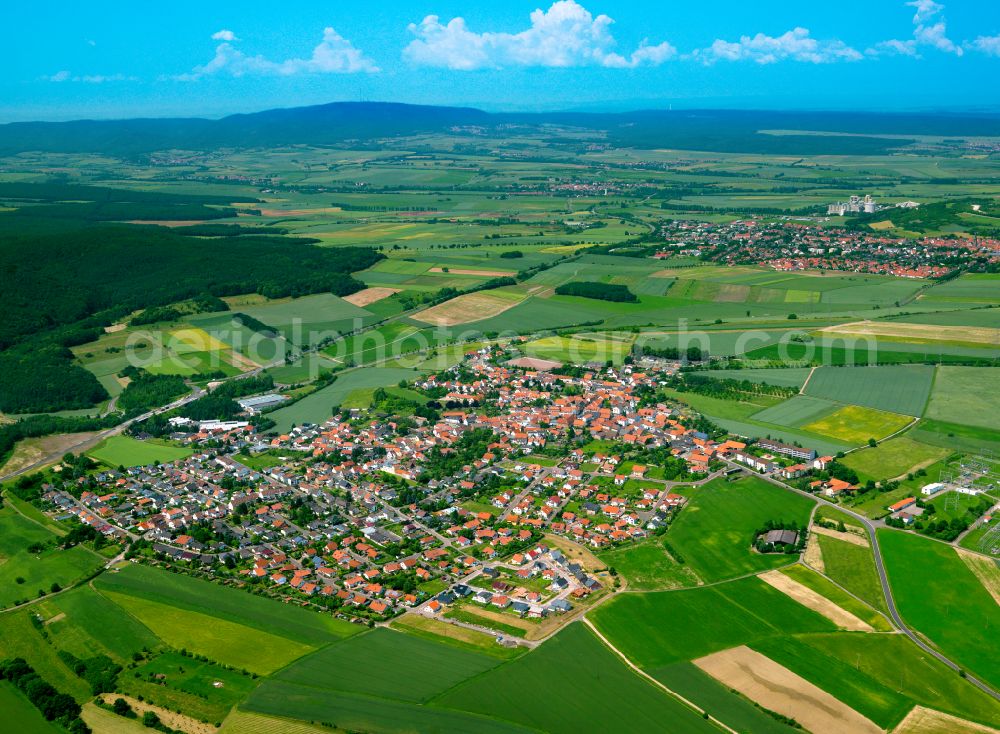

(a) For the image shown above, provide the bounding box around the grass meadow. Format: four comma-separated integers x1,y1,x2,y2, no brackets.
667,475,814,582
590,576,836,669
880,529,1000,689
436,623,718,734
88,435,193,468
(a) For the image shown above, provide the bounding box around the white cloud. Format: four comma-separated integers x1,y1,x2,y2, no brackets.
180,26,378,79
692,27,862,64
870,1,962,57
403,1,675,70
44,70,134,83
969,34,1000,56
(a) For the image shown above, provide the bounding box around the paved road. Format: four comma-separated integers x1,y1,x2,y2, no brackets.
728,460,1000,702
0,387,207,484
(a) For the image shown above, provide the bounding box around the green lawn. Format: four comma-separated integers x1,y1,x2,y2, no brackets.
88,435,193,468
667,475,814,582
880,529,1000,689
590,576,836,669
597,539,700,590
436,623,718,734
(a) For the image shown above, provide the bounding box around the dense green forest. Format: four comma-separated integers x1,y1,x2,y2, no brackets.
554,281,638,302
0,184,383,413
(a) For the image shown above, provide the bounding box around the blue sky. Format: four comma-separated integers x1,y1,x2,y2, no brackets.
5,0,1000,122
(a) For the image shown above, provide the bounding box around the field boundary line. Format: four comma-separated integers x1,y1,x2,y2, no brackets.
799,365,817,395
580,618,737,734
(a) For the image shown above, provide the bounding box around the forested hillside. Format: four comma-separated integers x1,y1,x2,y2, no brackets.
0,184,383,413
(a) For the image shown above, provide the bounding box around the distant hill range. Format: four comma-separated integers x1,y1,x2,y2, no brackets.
1,102,998,156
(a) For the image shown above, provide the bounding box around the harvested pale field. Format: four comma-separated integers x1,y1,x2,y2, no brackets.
104,322,127,333
412,291,523,326
342,287,400,306
100,694,214,734
759,570,873,632
507,356,563,371
695,646,882,734
819,320,1000,347
543,533,607,573
812,524,870,547
1,431,102,475
804,531,826,573
226,349,260,371
428,267,515,277
893,705,1000,734
956,548,1000,606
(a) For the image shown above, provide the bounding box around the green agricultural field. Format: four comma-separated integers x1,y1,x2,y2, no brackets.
815,534,886,612
667,475,814,582
88,435,193,468
909,418,1000,455
40,586,161,662
523,332,636,366
665,388,854,455
753,633,1000,729
802,365,935,416
592,576,836,669
802,404,912,443
880,529,1000,689
270,629,502,703
597,539,700,590
651,663,800,734
99,590,312,674
436,623,718,734
751,394,840,427
244,681,534,734
925,366,1000,431
780,564,891,630
692,367,814,388
0,683,59,734
839,434,950,482
0,505,105,609
920,273,1000,304
93,564,357,645
268,367,419,433
0,609,92,701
